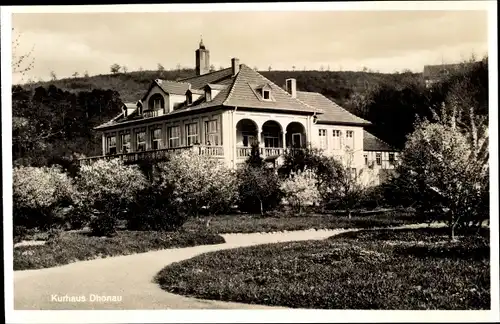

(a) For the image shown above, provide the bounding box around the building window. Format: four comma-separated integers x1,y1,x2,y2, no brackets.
136,130,146,151
168,126,180,148
332,130,341,150
106,134,116,155
242,132,256,147
263,132,279,148
120,132,130,153
186,93,192,105
319,129,327,150
205,90,212,102
205,120,219,145
148,94,164,110
185,123,199,146
345,130,354,150
364,153,368,165
263,90,270,100
389,153,395,164
151,127,162,150
376,152,382,165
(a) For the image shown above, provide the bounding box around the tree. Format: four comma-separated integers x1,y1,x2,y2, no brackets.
246,142,264,168
237,165,282,216
155,150,238,221
209,64,216,72
12,28,35,80
72,72,79,78
76,159,147,236
83,70,89,78
281,170,320,214
318,150,366,218
393,119,488,240
110,63,121,74
122,66,128,73
157,63,165,72
13,165,75,230
50,71,57,81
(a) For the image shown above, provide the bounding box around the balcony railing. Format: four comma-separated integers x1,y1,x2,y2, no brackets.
236,146,286,159
79,145,224,166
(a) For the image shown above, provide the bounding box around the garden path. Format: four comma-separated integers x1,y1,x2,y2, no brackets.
14,224,434,310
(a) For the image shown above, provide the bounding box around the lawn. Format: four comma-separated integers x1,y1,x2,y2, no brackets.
14,230,225,271
182,210,420,234
155,227,490,310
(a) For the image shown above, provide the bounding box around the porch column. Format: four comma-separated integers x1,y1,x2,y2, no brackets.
102,133,106,156
257,124,264,157
282,131,286,149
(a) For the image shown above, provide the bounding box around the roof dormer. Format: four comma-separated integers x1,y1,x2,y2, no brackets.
185,88,204,105
256,84,273,101
203,84,227,102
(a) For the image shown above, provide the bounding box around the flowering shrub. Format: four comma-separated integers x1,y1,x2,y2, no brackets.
76,159,147,236
393,120,489,239
13,165,76,230
280,170,320,214
155,150,238,218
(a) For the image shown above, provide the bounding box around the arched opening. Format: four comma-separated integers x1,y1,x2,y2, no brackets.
235,119,258,159
148,93,165,111
261,120,283,148
286,122,306,148
236,119,258,147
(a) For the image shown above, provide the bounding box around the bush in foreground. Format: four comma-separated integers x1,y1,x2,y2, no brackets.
156,150,239,218
14,230,225,270
75,159,147,236
13,165,76,232
156,227,489,310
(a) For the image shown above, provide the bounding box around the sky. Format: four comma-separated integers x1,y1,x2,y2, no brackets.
11,8,489,84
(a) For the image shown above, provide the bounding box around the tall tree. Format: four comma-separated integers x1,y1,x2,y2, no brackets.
110,63,121,74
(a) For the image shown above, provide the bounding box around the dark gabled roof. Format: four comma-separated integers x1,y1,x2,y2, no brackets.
178,68,235,89
97,64,338,130
222,65,317,113
363,130,396,151
296,91,370,125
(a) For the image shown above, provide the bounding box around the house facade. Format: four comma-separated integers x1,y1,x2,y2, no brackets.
83,40,399,183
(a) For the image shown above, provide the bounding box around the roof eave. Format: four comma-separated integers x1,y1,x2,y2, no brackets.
93,105,229,131
316,120,372,127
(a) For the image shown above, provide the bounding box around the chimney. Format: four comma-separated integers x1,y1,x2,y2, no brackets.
285,78,297,98
231,58,240,76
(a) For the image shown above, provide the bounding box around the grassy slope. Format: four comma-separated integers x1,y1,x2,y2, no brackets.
182,211,420,234
14,230,225,270
156,227,489,310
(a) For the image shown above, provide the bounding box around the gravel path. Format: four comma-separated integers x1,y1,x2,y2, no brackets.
14,228,354,310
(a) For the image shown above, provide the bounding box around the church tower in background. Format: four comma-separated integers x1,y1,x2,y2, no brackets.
195,38,210,76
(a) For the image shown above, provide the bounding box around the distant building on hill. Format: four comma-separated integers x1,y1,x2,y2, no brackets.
422,62,475,88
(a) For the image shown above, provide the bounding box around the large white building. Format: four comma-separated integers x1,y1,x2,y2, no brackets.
83,40,399,184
